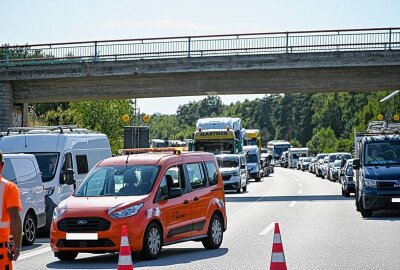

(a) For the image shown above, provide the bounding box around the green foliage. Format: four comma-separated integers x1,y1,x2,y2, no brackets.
290,138,302,148
69,100,132,154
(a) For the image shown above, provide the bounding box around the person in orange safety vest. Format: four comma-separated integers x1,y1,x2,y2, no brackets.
0,150,22,270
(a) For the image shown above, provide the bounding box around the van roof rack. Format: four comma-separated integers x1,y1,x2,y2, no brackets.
6,125,94,135
119,147,188,155
361,121,400,135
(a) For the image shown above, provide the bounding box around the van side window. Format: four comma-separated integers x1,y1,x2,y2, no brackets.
60,153,73,184
186,163,206,190
76,155,89,174
11,159,37,184
157,166,185,201
2,158,16,183
205,161,218,186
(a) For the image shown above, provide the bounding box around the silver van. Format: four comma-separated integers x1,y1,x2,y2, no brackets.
2,154,46,245
216,154,248,193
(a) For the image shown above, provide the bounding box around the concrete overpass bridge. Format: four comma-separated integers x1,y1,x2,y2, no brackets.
1,27,400,130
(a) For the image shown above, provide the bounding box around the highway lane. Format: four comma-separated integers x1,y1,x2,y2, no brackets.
15,167,400,270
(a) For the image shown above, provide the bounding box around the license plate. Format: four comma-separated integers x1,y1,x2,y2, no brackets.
392,198,400,203
66,233,98,240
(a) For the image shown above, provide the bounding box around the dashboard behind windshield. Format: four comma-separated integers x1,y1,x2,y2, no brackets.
74,165,159,197
364,141,400,166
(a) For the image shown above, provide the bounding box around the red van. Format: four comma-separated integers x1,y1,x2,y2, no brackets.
50,150,227,260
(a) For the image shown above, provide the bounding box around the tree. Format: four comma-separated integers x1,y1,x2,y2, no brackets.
69,100,132,154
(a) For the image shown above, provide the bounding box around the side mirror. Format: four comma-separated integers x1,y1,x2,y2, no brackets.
168,188,183,199
353,159,360,170
64,168,76,185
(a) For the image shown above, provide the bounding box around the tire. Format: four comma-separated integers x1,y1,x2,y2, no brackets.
341,188,345,196
359,196,373,218
141,222,162,260
202,214,223,250
236,187,241,193
355,190,360,211
242,184,247,192
55,251,78,261
343,187,350,197
255,177,261,182
22,213,37,246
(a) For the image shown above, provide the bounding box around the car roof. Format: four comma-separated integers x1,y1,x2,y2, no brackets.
99,151,215,167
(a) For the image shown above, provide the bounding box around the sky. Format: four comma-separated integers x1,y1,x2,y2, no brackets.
1,0,399,114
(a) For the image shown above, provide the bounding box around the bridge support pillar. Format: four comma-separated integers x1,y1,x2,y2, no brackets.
0,81,13,132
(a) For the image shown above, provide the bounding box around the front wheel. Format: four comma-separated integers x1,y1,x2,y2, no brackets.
55,251,78,261
22,213,37,246
141,222,162,260
242,184,247,192
359,196,373,218
202,214,223,250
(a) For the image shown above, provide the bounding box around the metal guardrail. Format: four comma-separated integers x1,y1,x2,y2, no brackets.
1,27,399,67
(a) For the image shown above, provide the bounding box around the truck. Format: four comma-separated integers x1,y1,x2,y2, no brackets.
267,140,292,166
191,117,245,154
288,147,309,169
353,121,400,217
244,129,262,153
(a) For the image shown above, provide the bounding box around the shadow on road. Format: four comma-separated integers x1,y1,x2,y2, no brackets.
47,253,119,269
225,195,353,203
364,210,400,220
46,247,228,269
134,247,228,268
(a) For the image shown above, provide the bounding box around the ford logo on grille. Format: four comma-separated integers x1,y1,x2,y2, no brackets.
77,220,88,225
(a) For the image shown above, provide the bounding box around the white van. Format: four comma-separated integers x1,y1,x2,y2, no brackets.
2,154,46,245
243,145,262,181
216,154,248,193
0,126,112,228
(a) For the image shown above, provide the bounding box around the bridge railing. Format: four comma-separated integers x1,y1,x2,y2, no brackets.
1,27,399,67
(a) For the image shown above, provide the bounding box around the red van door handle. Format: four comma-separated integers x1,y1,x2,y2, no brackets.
183,200,190,205
193,197,200,201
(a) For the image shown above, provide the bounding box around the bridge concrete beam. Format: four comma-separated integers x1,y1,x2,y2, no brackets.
0,51,400,104
10,65,400,103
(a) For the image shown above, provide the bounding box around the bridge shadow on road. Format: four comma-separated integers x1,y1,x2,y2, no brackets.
225,195,353,203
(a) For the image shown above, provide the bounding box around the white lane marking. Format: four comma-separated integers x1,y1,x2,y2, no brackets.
19,247,51,260
229,178,276,219
289,201,297,208
298,190,303,194
258,222,275,236
298,183,303,187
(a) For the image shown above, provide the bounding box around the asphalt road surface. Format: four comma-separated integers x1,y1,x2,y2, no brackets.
15,167,400,270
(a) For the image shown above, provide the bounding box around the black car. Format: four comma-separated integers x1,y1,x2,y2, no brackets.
340,159,354,197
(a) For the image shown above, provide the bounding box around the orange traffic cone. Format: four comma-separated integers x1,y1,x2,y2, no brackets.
269,223,287,270
117,226,134,270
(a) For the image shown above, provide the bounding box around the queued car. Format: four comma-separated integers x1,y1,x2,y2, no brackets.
297,157,305,170
326,153,352,180
50,150,227,261
217,154,248,193
300,157,312,171
314,154,328,177
328,160,342,181
340,159,354,197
